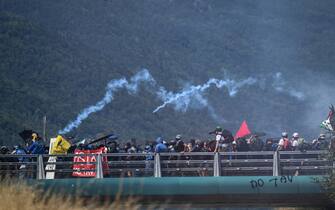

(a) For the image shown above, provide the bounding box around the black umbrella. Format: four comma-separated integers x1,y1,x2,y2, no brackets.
243,132,267,139
87,133,118,145
19,130,38,141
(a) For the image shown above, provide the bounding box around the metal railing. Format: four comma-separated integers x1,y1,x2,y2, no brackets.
0,150,332,179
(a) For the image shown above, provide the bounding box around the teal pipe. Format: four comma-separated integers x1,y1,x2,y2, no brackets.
30,176,327,197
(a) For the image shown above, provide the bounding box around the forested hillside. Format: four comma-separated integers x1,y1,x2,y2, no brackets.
1,0,335,145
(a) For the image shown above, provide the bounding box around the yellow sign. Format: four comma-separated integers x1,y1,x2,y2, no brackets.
50,135,71,155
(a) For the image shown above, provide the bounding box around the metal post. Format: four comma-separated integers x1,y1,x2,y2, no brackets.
95,154,104,179
42,115,47,142
37,155,45,180
213,152,221,177
154,153,161,177
273,150,281,176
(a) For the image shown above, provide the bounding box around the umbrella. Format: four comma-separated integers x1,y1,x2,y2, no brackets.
243,132,267,139
87,133,118,145
19,130,38,141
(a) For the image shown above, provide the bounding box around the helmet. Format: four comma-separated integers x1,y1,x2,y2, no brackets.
216,126,223,132
145,145,152,151
156,137,163,144
175,134,182,140
0,146,9,154
292,132,299,138
32,133,38,140
319,134,326,140
281,132,288,138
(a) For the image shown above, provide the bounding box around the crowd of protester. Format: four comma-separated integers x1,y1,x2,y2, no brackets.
106,129,332,156
0,126,334,179
0,126,333,157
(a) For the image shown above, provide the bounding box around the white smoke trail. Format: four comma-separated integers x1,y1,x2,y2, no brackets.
59,69,155,134
272,72,305,100
152,77,257,113
59,69,305,134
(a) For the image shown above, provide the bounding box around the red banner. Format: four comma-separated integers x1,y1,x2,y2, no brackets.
72,147,110,177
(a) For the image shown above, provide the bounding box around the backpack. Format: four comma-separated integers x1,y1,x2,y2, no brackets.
221,129,234,143
283,138,291,150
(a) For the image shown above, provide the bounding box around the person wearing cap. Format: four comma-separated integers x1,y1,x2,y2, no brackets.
155,137,168,153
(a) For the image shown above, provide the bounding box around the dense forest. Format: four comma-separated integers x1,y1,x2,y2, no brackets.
1,0,335,145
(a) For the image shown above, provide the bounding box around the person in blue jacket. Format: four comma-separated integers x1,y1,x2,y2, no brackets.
12,145,28,178
155,137,168,153
27,133,45,154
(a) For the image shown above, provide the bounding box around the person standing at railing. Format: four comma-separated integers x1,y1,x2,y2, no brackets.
155,137,168,153
248,135,264,152
12,145,27,179
143,144,154,176
107,140,120,161
0,146,15,179
311,134,328,150
209,126,223,153
263,139,274,151
291,132,306,151
209,126,234,153
168,139,177,152
27,133,45,155
26,133,45,178
277,132,291,151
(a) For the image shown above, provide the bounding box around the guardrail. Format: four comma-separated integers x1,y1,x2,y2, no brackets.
0,150,333,179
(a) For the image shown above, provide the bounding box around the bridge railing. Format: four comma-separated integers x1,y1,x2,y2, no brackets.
0,150,332,179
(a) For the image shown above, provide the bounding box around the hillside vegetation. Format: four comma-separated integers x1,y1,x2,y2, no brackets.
1,1,335,145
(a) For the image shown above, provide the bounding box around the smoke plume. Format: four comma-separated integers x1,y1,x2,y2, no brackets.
59,69,154,134
272,72,305,100
59,68,304,134
153,77,257,113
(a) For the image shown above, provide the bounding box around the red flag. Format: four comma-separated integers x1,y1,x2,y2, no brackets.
235,120,251,140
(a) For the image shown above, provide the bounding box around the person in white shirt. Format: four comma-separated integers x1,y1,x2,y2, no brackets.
291,132,300,151
277,132,289,151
